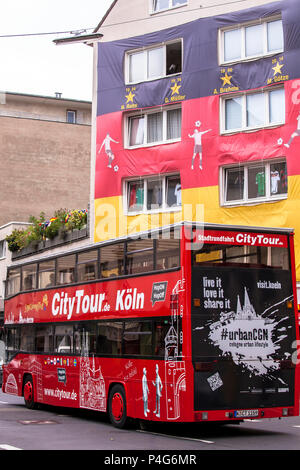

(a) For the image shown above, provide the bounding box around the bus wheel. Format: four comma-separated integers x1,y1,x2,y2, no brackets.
23,376,36,409
108,384,128,429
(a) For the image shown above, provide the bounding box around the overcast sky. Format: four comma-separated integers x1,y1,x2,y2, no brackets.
0,0,114,101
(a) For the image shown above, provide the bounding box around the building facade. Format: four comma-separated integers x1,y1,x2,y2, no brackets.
91,0,300,300
0,92,92,356
0,92,91,226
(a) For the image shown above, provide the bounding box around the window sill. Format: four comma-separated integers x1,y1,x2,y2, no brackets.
219,49,284,67
220,121,285,136
221,194,287,208
125,206,182,217
126,72,181,87
150,3,187,16
126,137,181,149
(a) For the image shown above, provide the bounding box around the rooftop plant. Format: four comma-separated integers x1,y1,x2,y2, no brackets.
6,208,88,252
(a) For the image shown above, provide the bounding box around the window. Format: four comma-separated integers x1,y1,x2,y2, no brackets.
74,322,97,355
221,159,287,205
57,255,76,285
0,240,6,259
221,87,285,133
193,242,289,270
123,321,152,356
38,260,55,289
126,40,182,84
66,110,76,124
20,325,35,352
126,239,154,275
126,174,181,214
127,106,181,147
97,322,123,355
220,18,283,64
100,243,124,278
54,324,73,353
22,264,37,291
6,267,21,297
77,250,98,282
35,325,53,353
6,327,20,360
152,0,187,13
156,234,180,269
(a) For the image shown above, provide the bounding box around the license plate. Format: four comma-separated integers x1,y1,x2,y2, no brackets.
234,409,259,418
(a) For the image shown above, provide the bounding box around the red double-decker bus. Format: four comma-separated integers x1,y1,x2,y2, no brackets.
2,223,299,427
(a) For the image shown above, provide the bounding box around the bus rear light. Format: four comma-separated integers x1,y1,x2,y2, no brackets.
193,298,201,307
282,408,294,416
201,412,208,420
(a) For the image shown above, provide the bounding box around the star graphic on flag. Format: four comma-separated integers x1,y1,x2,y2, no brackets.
171,82,181,95
126,90,135,103
220,72,232,86
272,61,284,76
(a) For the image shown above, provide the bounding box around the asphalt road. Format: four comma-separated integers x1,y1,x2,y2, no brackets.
0,390,299,457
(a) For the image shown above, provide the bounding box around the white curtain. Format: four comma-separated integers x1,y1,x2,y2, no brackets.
147,112,163,143
167,108,181,140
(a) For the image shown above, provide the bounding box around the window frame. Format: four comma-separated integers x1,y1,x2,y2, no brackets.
220,158,288,207
218,16,284,65
220,86,285,134
125,39,182,85
124,173,182,215
150,0,188,14
125,104,182,149
0,240,6,259
66,109,77,124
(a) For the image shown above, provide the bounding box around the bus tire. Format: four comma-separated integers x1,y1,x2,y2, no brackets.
108,384,128,429
23,375,37,410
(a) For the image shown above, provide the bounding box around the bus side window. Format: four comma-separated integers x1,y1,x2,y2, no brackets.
97,322,123,355
123,321,152,356
38,260,56,288
156,237,180,270
22,264,37,291
126,239,154,275
6,267,21,297
77,250,98,282
100,244,124,279
57,255,76,285
5,327,20,360
154,320,170,357
35,325,53,353
20,325,35,352
54,325,73,353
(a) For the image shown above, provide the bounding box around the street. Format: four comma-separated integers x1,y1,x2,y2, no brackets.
0,390,299,455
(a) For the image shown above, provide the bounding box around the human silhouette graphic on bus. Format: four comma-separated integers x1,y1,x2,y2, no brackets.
142,368,150,417
153,364,163,417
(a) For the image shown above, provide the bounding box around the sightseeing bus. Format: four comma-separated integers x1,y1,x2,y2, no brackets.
2,223,299,427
